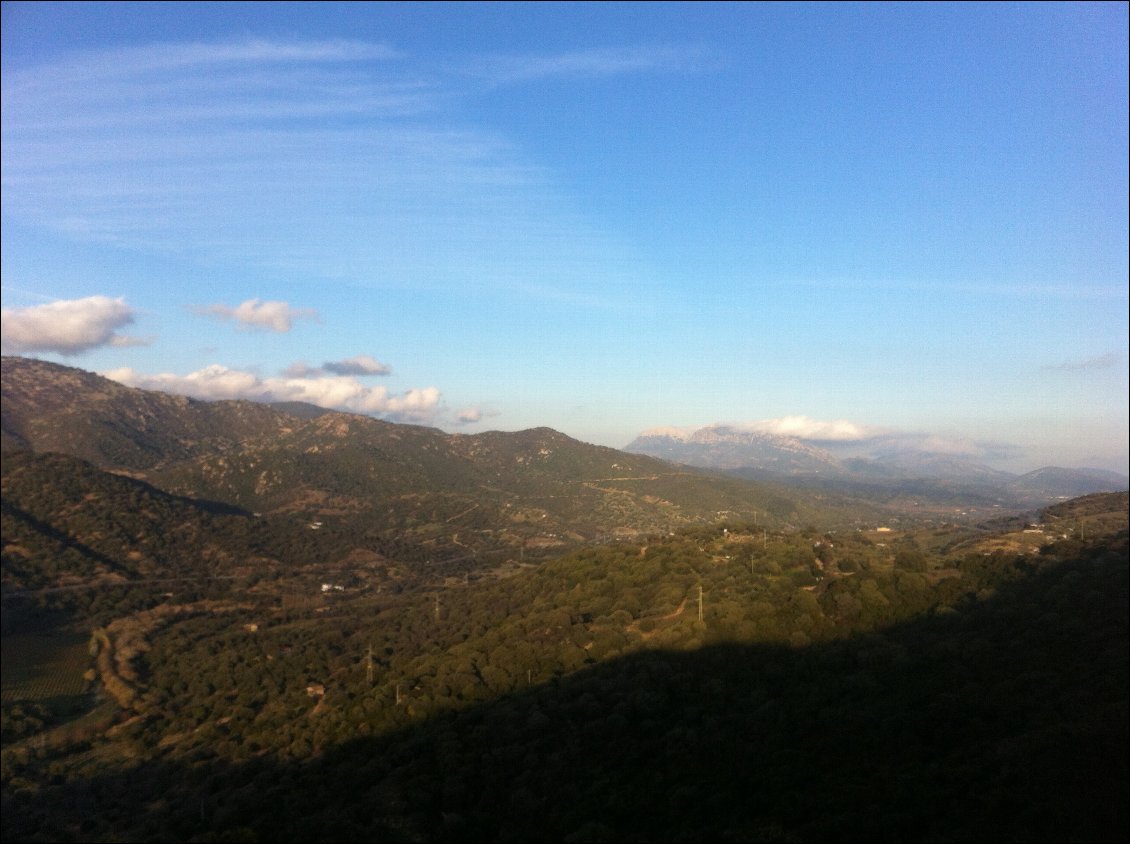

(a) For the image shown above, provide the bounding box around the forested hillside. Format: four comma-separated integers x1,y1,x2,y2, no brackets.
2,519,1126,841
1,356,1126,842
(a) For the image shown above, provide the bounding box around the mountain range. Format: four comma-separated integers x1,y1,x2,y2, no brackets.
6,357,1122,573
625,424,1127,507
3,357,859,588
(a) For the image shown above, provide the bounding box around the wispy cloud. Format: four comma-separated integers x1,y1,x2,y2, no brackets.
193,299,319,333
102,364,440,423
1043,352,1120,371
470,44,719,85
865,431,1022,462
1,36,678,305
4,39,404,119
0,296,149,355
786,277,1127,300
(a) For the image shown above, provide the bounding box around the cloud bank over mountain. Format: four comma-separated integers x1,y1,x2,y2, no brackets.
103,364,440,423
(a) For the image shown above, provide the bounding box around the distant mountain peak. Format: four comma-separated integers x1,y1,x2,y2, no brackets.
637,425,696,440
626,423,841,474
626,419,1127,505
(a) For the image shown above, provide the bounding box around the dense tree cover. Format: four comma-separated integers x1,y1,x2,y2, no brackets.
0,703,54,746
0,450,485,623
2,451,256,585
120,523,972,752
4,531,1125,840
2,511,1126,842
2,441,830,628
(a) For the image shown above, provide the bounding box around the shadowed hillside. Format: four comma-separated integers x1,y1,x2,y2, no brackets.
2,538,1125,842
2,450,262,593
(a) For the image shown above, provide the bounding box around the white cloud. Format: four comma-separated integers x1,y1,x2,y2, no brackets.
122,38,400,72
281,361,320,379
282,356,392,378
455,407,483,424
194,299,318,333
103,364,440,423
383,387,442,417
731,416,880,442
321,355,392,376
0,295,147,355
638,418,880,443
731,418,1020,460
450,406,501,427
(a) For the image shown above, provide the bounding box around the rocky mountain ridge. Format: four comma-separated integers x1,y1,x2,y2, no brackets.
626,422,1127,506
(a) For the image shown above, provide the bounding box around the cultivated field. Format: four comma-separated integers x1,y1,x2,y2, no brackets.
1,629,90,705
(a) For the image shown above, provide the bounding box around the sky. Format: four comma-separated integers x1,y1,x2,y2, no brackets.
2,2,1127,474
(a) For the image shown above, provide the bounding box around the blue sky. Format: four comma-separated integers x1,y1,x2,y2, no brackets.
2,2,1127,473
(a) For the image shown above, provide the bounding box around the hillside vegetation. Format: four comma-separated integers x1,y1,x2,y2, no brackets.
1,356,1126,842
2,516,1126,841
1,357,894,576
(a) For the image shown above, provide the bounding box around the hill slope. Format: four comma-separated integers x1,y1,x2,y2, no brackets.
3,358,848,576
3,508,1125,842
1,450,260,592
1,356,300,471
